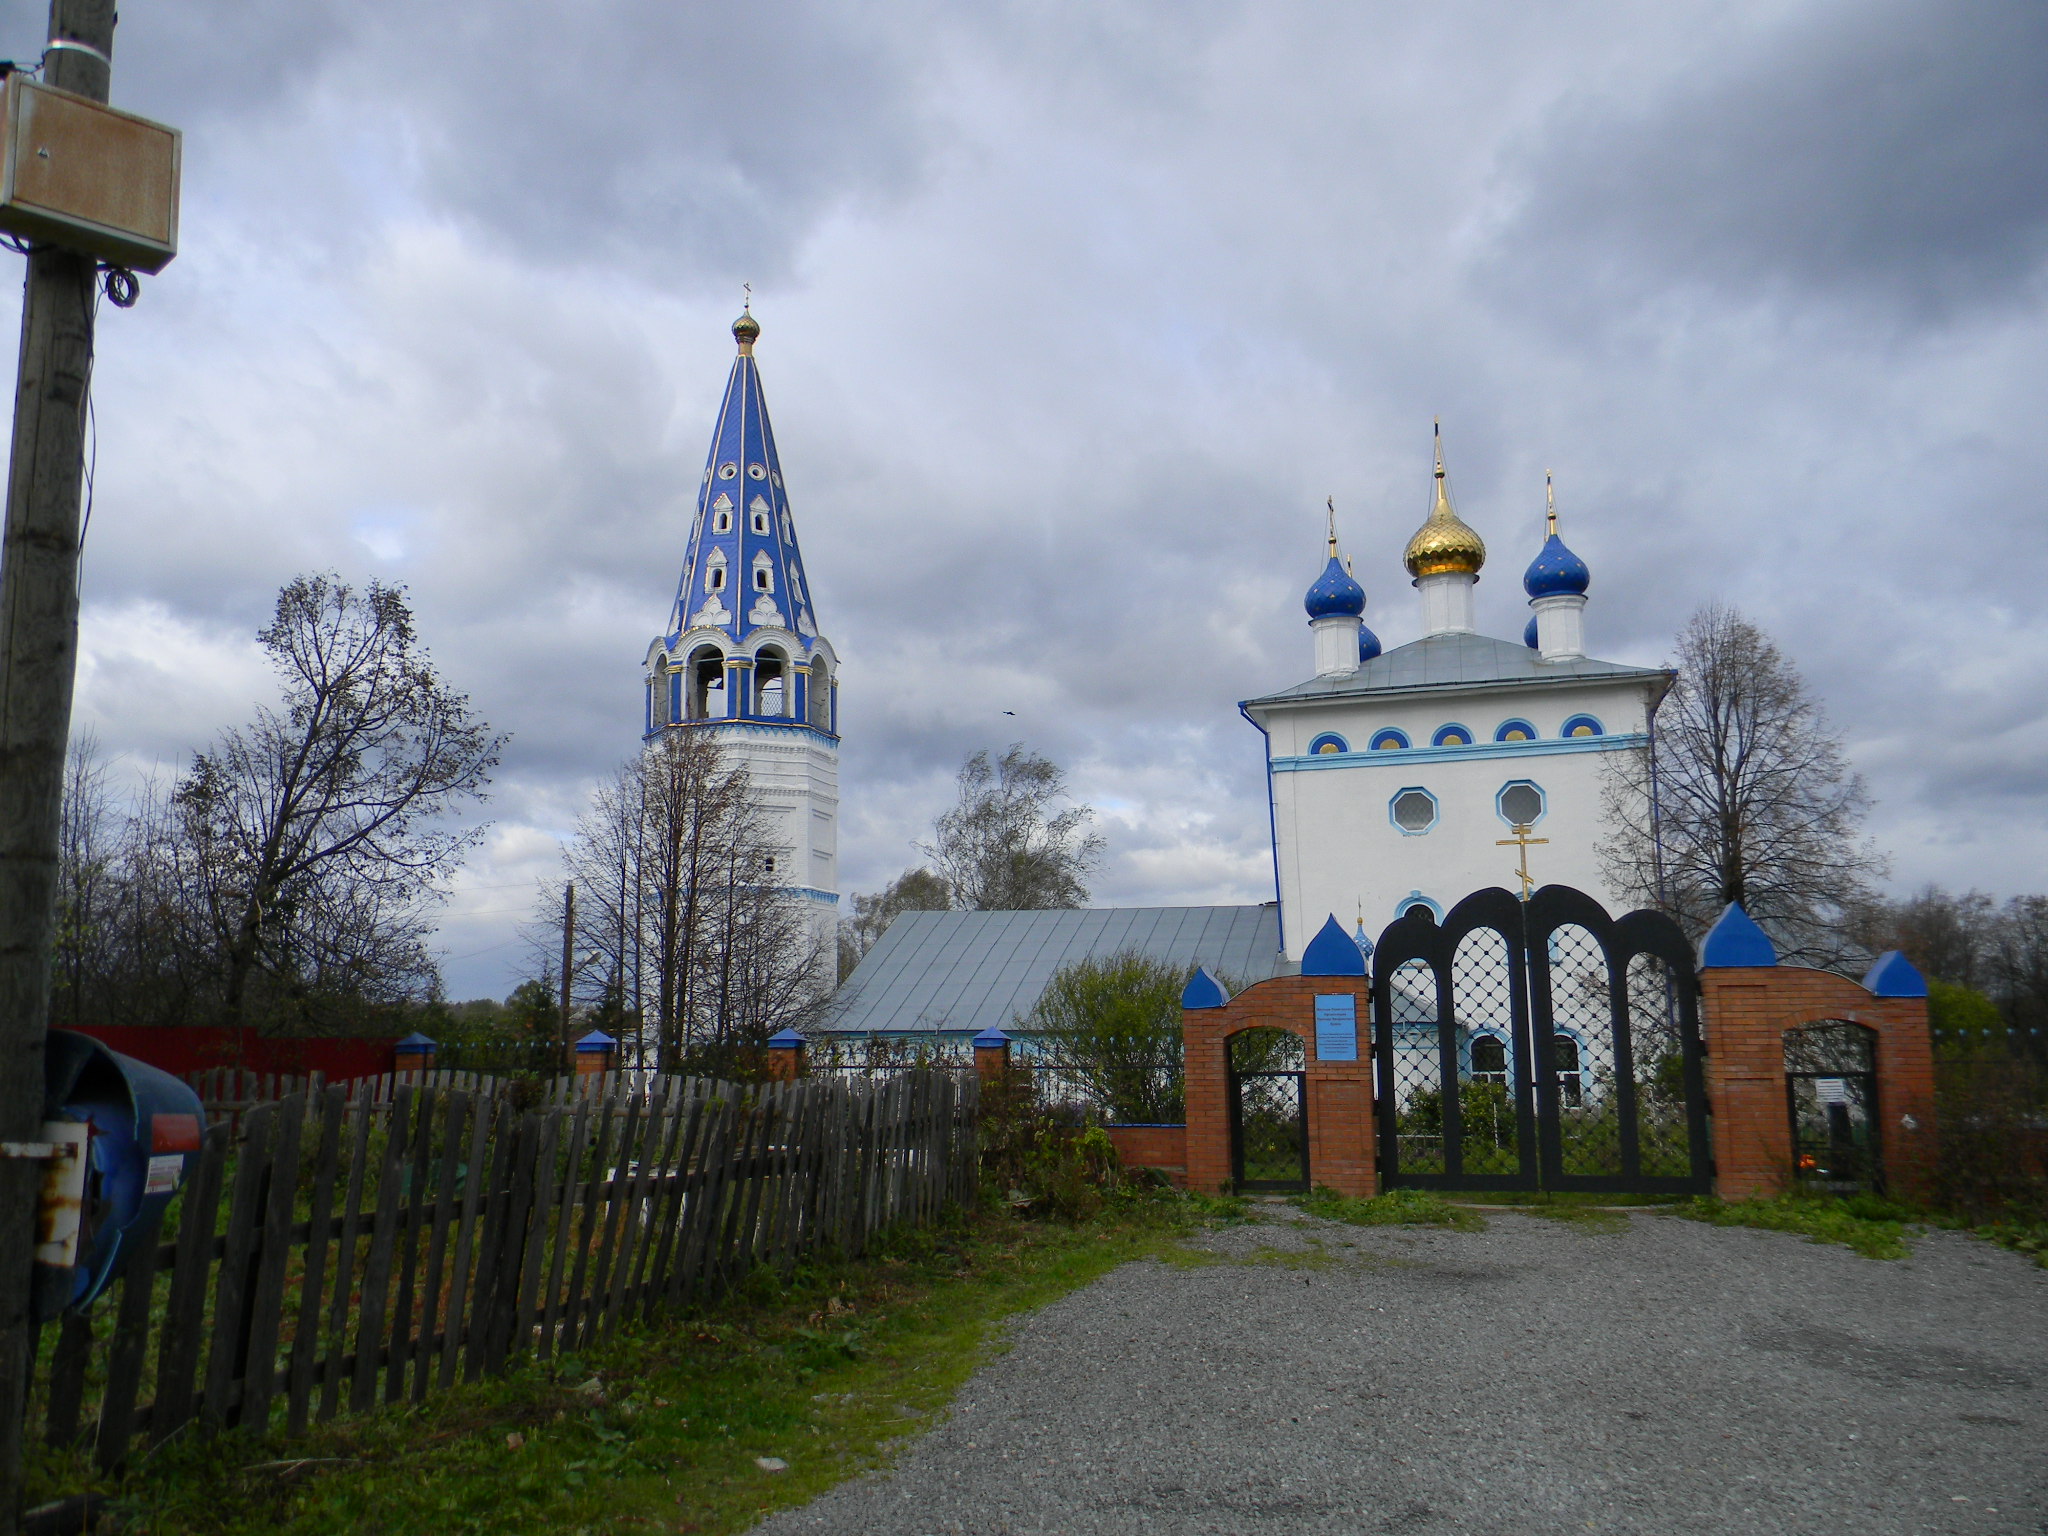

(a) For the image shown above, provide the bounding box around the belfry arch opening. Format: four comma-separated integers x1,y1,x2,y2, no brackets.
754,647,790,718
808,654,832,729
688,644,726,719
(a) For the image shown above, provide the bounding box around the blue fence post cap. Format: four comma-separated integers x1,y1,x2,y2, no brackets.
767,1028,806,1048
575,1030,618,1052
971,1027,1010,1049
1861,950,1928,998
1301,913,1368,977
395,1032,438,1051
1700,903,1778,968
1181,966,1230,1010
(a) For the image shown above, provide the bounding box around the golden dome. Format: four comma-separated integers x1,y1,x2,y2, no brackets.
732,307,760,352
1403,427,1486,579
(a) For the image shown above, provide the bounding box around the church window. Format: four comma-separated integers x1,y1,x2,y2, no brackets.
753,511,769,534
708,565,725,591
1494,719,1538,743
1496,781,1545,828
718,461,738,479
1431,724,1472,747
1370,728,1410,751
1390,787,1438,835
1470,1034,1507,1084
1552,1034,1583,1107
762,853,778,875
1396,892,1443,921
715,509,732,532
748,463,767,479
1562,714,1603,738
1308,732,1347,755
755,567,771,590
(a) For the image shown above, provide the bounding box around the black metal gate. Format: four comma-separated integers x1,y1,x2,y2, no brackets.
1372,885,1711,1194
1230,1028,1309,1192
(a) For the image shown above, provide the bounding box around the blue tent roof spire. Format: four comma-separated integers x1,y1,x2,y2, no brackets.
665,310,820,647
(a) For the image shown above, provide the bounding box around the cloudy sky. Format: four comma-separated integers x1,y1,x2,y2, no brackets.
8,0,2045,999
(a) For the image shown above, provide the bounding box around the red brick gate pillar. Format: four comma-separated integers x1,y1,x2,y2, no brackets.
1697,904,1936,1201
1181,916,1378,1197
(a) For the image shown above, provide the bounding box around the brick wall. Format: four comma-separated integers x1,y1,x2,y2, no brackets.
1700,966,1935,1201
1183,975,1377,1197
1105,1124,1188,1186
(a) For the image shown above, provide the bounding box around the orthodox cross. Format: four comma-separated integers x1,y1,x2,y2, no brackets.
1496,823,1548,900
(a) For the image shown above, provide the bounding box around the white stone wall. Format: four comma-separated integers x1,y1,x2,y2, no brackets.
1260,676,1656,956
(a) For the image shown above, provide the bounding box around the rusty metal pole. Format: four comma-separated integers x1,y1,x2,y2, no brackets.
0,5,118,1528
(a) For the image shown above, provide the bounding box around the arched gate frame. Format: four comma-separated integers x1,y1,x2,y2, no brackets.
1371,884,1713,1194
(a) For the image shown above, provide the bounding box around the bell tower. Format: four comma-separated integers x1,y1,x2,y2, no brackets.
644,308,840,986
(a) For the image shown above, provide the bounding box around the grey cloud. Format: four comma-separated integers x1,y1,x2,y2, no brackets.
1496,0,2048,322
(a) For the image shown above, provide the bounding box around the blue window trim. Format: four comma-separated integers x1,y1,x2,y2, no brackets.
1431,723,1473,747
1561,713,1604,739
1388,786,1439,836
1308,731,1349,755
1269,731,1647,772
1370,728,1411,751
1495,778,1548,828
1396,891,1444,920
1494,718,1539,743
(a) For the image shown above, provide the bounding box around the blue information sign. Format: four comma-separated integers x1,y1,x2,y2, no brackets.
1314,994,1358,1062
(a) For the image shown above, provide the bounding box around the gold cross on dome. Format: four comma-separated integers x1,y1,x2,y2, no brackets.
1496,823,1549,900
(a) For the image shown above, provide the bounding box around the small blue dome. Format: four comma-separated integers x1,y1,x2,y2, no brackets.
1523,615,1539,649
1304,555,1366,619
1523,534,1590,598
1359,624,1383,663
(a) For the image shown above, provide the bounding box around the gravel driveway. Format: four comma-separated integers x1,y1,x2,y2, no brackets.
750,1205,2047,1536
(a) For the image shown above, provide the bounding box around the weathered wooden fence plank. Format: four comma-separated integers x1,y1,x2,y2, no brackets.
240,1090,308,1430
349,1085,414,1413
151,1121,230,1444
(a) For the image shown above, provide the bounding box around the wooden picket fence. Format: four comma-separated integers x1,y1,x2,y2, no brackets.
25,1070,978,1483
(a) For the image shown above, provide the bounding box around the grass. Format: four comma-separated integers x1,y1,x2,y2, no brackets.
1674,1193,1912,1260
99,1192,1240,1536
1287,1186,1487,1231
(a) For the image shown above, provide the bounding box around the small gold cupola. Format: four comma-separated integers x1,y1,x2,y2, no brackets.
1403,423,1486,581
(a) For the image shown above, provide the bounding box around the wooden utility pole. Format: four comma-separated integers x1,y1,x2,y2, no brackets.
0,5,119,1528
559,881,576,1065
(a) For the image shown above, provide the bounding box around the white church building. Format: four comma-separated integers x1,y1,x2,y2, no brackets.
821,420,1672,1043
1242,427,1670,962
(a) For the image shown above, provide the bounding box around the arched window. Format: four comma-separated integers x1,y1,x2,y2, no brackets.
688,645,726,719
1390,787,1439,835
1432,724,1472,747
1308,732,1348,755
706,550,727,592
1494,719,1537,743
1371,728,1410,751
1496,780,1546,828
1561,714,1603,738
1470,1033,1508,1086
755,647,789,717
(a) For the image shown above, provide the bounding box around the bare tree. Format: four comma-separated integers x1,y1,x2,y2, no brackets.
172,575,503,1034
50,731,119,1032
549,730,826,1073
920,744,1103,911
1601,604,1885,967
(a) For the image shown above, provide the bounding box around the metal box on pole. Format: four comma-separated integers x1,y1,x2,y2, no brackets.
0,74,178,272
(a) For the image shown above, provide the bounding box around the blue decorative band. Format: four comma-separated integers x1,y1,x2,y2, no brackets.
1273,733,1647,772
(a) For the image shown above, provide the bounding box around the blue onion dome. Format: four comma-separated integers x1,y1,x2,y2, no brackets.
1304,555,1366,619
1359,623,1383,663
1524,615,1539,649
1523,475,1589,597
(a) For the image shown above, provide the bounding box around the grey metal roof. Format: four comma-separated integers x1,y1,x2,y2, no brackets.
816,905,1286,1037
1242,632,1669,709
